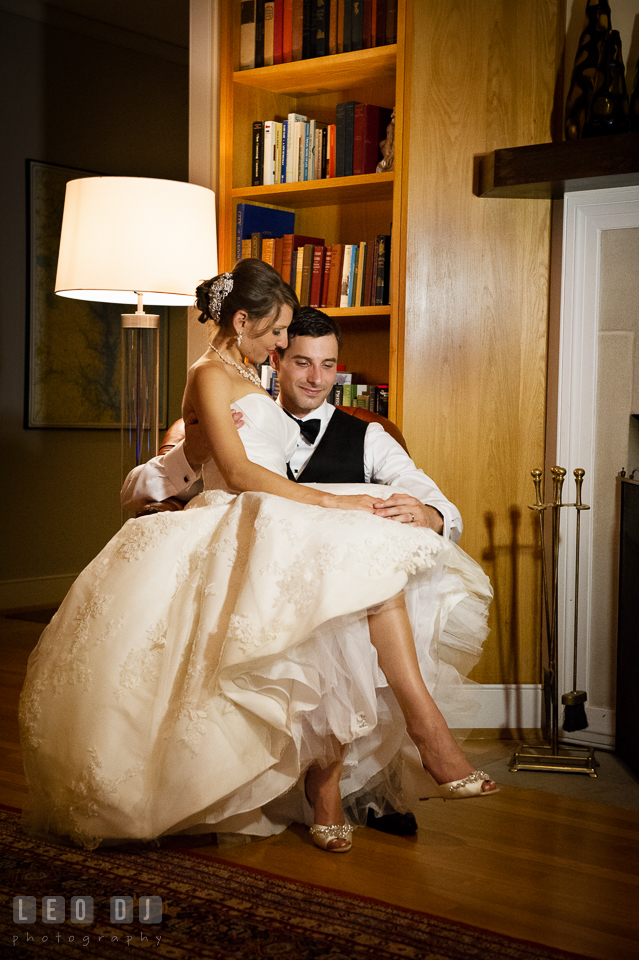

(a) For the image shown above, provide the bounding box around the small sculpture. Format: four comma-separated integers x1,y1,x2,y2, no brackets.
376,108,395,173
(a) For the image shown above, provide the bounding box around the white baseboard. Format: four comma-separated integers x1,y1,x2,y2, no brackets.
0,574,77,611
446,684,615,749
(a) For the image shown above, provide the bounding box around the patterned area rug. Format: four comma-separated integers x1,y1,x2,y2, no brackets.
1,806,590,959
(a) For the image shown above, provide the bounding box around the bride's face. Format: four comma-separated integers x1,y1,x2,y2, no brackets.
238,305,293,364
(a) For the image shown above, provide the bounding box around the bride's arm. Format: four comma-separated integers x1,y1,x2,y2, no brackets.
187,363,376,513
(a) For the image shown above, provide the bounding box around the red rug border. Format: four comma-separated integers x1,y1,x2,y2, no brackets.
1,803,599,960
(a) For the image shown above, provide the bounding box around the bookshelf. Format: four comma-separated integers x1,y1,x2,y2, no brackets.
218,0,408,421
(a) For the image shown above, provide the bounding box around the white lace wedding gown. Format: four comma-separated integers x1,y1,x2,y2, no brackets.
20,394,492,850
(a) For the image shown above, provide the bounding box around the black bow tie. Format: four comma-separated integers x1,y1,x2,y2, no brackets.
284,411,322,444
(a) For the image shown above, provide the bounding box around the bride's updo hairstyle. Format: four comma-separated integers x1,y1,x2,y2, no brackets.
196,258,298,336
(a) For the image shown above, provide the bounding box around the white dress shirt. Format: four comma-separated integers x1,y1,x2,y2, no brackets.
121,401,462,542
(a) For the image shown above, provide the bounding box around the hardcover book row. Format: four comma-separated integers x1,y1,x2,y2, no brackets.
252,103,392,185
256,362,389,416
240,0,398,70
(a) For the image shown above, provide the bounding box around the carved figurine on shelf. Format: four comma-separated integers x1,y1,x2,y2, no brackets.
376,108,395,173
564,0,612,140
583,29,631,136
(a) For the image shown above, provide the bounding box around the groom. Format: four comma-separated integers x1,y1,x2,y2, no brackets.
121,308,462,542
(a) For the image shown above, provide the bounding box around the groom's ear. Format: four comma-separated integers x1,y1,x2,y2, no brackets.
270,350,281,371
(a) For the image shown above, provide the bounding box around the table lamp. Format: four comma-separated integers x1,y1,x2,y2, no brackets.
54,176,217,503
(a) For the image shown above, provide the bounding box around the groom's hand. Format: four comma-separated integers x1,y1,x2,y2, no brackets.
183,412,213,469
372,494,444,534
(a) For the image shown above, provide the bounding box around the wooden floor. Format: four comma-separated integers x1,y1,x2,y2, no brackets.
3,614,639,960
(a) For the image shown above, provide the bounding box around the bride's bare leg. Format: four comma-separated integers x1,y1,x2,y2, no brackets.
305,741,351,850
367,594,496,792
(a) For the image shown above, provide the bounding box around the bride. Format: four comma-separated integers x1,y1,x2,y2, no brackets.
19,259,496,854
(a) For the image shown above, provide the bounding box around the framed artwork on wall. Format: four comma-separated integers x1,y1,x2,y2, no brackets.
26,160,169,429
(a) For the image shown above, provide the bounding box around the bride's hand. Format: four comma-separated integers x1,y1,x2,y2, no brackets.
328,494,379,513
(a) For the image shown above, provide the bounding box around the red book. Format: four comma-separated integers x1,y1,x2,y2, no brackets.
320,246,333,307
273,0,284,63
362,0,372,48
326,244,344,308
274,236,284,277
375,0,387,46
310,245,326,307
367,238,379,306
353,104,392,175
291,0,304,60
282,0,293,61
371,0,377,46
337,0,344,53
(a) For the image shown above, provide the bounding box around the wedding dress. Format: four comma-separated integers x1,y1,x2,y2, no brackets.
20,394,492,850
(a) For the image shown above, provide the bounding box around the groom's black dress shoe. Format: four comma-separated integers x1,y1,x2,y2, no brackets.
366,808,418,835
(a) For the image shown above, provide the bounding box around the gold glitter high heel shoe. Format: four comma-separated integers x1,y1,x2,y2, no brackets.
419,770,499,801
309,823,353,853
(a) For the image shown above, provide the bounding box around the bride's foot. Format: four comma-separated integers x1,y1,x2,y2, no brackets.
305,763,353,853
407,719,498,797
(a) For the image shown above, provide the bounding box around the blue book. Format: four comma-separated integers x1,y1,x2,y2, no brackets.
347,244,358,306
280,121,288,183
302,123,310,181
235,203,295,263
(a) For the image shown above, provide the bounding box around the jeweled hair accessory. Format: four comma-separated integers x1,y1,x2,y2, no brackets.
208,273,234,319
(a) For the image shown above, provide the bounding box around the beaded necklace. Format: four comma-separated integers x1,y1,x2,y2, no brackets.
209,342,262,388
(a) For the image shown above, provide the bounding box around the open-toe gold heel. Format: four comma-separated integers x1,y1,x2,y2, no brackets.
309,823,353,852
420,769,499,801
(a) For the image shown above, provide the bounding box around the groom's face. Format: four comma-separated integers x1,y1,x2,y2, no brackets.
271,334,339,418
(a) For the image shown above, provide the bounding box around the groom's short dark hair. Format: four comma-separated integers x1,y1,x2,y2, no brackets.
279,307,342,355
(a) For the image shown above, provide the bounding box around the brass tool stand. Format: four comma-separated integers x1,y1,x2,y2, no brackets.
510,467,598,777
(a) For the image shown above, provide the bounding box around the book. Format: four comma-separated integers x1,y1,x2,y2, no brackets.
342,101,360,177
291,0,304,60
335,102,346,178
273,0,284,62
363,234,376,305
353,104,392,175
280,120,288,182
377,384,389,417
326,243,344,306
235,203,295,264
328,124,336,177
261,237,276,265
320,124,328,179
262,120,276,184
255,0,265,67
374,234,390,305
289,248,298,288
313,0,328,57
340,245,353,307
282,0,294,61
241,238,252,260
363,0,372,47
274,121,283,183
288,114,307,182
375,0,386,47
347,244,358,306
386,0,397,44
252,120,264,186
294,245,305,298
355,240,367,305
274,236,284,276
300,243,315,304
320,246,333,307
371,0,378,46
329,0,338,55
351,0,363,50
343,0,352,53
251,232,262,259
240,1,256,70
310,245,326,307
302,0,312,59
264,1,275,64
332,383,344,405
337,0,345,53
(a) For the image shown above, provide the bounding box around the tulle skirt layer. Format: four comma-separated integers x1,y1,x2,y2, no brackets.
19,485,492,849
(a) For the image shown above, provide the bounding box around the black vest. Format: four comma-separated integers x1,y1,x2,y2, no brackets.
287,408,367,483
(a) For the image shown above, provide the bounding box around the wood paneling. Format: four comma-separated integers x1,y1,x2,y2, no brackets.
402,1,560,684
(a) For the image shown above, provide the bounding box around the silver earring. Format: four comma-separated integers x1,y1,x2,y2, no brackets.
237,330,243,349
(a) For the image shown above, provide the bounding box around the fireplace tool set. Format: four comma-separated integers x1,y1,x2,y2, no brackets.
510,467,598,776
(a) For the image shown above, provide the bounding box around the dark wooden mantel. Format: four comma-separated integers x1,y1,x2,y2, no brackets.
478,133,639,199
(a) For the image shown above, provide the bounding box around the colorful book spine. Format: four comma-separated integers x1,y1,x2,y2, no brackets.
347,244,358,306
340,245,353,307
274,121,283,183
255,0,265,67
280,120,288,182
310,245,326,307
252,121,264,186
355,241,367,306
273,0,284,62
342,101,360,177
291,0,304,60
282,0,294,61
263,120,276,184
320,246,333,307
351,0,363,50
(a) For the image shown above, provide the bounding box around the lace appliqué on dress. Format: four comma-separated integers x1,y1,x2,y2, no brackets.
116,618,168,702
116,513,174,561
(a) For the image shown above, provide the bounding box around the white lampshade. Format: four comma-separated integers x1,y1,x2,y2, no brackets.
55,177,217,306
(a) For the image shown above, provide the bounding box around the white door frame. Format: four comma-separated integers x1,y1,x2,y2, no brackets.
556,185,639,747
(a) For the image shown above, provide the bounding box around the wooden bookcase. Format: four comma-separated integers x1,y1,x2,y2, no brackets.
217,0,409,421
